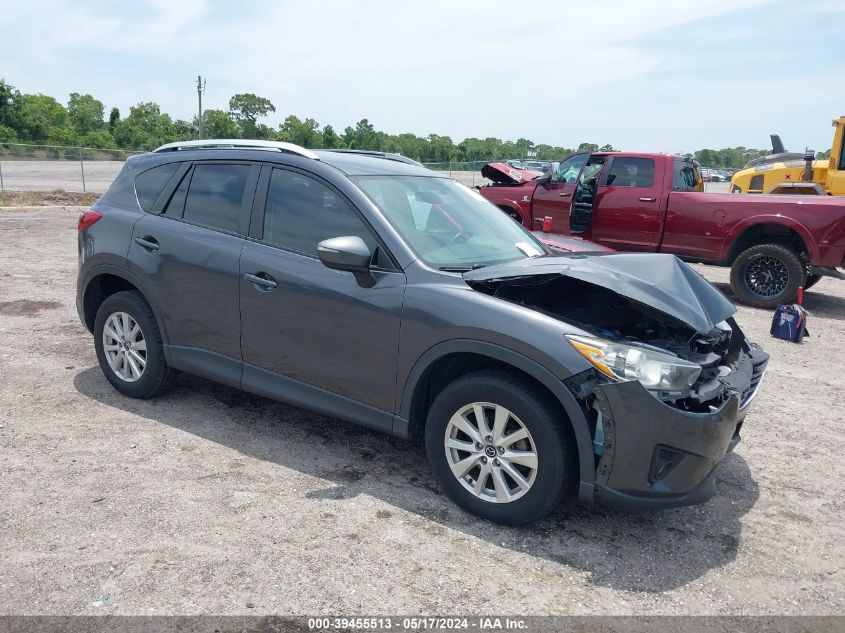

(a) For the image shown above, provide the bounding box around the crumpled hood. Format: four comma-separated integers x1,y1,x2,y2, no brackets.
481,162,542,185
463,253,736,334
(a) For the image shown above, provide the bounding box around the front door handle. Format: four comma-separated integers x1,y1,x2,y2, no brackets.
639,197,657,202
244,272,278,290
134,236,160,252
559,192,572,197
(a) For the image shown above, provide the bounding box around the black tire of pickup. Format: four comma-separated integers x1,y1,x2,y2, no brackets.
730,243,805,309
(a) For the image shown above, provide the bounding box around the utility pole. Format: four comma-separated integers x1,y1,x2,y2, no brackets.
196,75,206,139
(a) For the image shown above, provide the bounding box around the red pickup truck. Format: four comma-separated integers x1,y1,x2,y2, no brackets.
478,152,845,308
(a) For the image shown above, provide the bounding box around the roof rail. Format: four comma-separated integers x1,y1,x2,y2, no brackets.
152,139,319,160
321,149,423,167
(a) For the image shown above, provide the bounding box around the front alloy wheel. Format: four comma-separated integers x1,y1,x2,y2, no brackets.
102,311,147,382
425,370,575,525
444,402,538,503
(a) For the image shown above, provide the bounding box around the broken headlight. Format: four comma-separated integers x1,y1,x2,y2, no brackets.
566,334,701,391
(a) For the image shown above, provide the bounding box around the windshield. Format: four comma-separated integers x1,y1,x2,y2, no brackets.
353,175,545,270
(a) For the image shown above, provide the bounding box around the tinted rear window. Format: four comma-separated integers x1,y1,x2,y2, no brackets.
606,157,654,188
134,163,180,212
183,164,251,233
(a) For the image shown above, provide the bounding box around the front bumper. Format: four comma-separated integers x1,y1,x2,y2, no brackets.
592,346,768,511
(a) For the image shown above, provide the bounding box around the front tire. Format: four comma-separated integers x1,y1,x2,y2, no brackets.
94,291,176,399
729,243,805,309
424,370,575,525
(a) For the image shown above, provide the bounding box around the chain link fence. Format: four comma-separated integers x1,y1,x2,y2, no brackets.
0,146,552,193
0,143,140,193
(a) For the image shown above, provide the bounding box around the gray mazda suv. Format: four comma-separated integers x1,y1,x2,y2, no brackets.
76,139,768,524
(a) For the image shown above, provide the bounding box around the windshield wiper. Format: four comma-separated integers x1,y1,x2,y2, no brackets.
438,264,488,273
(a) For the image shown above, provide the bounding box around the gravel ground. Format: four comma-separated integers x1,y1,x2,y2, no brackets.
0,207,842,616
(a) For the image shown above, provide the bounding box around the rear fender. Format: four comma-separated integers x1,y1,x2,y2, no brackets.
80,264,171,361
721,215,819,263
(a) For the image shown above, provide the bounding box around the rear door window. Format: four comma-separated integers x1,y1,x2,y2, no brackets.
605,157,655,188
134,162,180,211
673,160,703,191
182,164,252,233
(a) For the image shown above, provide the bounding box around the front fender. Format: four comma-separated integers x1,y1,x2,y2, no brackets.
396,338,596,504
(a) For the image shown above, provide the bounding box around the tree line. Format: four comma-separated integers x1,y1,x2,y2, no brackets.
0,78,815,168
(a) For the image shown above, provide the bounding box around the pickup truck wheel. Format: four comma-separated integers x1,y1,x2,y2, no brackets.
424,370,575,525
730,244,805,309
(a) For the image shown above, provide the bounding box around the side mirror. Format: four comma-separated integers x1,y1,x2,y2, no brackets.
317,236,372,273
536,172,552,186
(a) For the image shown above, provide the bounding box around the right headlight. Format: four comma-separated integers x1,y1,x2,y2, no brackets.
566,334,701,391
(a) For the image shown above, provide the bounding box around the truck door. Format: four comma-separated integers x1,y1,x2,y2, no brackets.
530,152,589,233
588,156,663,251
569,155,607,236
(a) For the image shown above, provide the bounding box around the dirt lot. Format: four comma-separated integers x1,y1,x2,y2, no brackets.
0,190,99,208
0,207,842,616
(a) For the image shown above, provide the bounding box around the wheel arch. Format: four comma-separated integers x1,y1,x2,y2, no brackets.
81,265,170,357
496,203,529,226
396,340,595,503
723,218,817,264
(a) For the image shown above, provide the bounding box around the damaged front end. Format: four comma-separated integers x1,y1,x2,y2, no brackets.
465,253,769,509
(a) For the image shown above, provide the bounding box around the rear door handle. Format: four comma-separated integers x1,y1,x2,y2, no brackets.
639,197,657,202
244,272,278,290
134,236,160,252
559,192,571,197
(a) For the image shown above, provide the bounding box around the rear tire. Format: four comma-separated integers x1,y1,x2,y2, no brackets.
424,370,575,525
94,291,177,399
729,243,804,309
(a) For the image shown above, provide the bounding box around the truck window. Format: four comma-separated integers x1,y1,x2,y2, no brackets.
553,153,589,184
673,160,703,192
606,157,654,188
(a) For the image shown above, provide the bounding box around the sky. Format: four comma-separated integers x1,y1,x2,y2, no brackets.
2,0,844,154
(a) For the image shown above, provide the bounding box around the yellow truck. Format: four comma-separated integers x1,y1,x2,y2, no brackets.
730,116,845,195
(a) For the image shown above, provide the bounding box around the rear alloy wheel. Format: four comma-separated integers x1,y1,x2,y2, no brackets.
102,311,147,382
425,370,575,525
730,244,804,309
94,291,177,399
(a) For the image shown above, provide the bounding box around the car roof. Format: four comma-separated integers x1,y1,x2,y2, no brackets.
135,140,441,178
315,150,438,177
